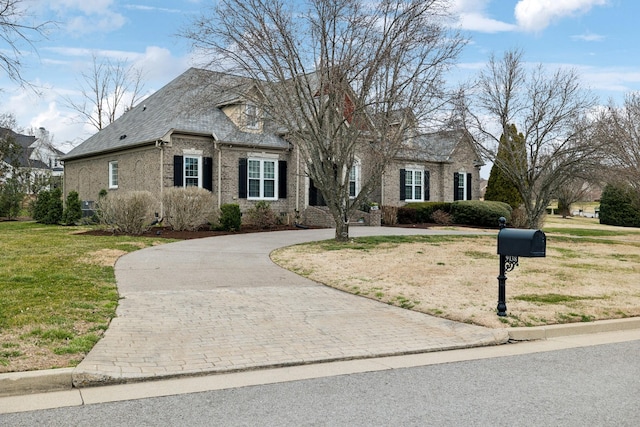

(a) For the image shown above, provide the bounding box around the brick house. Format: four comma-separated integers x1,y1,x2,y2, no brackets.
61,68,482,226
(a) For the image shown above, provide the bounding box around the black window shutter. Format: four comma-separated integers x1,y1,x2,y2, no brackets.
238,158,247,198
424,170,430,201
453,172,459,201
203,157,213,191
309,179,317,206
399,169,406,201
278,160,287,199
466,173,472,201
308,179,326,206
173,156,184,187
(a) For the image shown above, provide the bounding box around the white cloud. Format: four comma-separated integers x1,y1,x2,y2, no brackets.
571,32,606,42
44,46,145,62
64,12,127,35
32,0,128,35
46,0,117,16
579,67,640,96
124,4,182,14
451,0,517,33
132,46,191,82
457,13,517,33
514,0,608,32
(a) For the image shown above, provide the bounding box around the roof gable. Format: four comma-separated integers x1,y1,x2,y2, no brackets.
397,129,480,164
63,68,289,161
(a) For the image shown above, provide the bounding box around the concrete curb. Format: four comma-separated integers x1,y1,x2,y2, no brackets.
0,368,73,398
507,317,640,341
2,317,639,398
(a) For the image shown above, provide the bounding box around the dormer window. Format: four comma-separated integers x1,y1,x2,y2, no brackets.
245,103,260,130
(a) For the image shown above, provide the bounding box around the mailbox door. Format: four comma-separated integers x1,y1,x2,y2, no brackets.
530,230,546,257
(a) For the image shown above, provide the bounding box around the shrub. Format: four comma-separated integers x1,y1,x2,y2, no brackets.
381,205,398,225
397,206,419,224
62,191,83,225
0,177,25,220
31,189,51,222
450,200,512,227
96,191,157,235
599,184,640,227
31,188,64,224
43,188,63,225
219,203,241,231
418,202,452,222
509,205,529,229
431,209,453,225
390,201,514,227
398,202,452,224
245,201,278,229
163,187,215,231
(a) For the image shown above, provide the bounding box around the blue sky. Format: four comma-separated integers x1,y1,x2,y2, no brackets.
1,0,638,160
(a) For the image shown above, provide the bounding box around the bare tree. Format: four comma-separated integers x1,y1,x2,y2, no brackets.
0,0,51,87
185,0,464,241
595,93,640,198
64,55,146,131
555,178,591,218
457,49,604,228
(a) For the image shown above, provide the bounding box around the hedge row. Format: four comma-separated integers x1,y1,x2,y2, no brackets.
397,200,512,228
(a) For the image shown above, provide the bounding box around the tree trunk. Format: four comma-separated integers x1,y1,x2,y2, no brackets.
558,199,571,218
334,218,350,242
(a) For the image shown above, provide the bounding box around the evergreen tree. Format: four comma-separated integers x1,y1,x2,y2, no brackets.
62,191,83,225
484,124,525,209
43,187,63,225
0,177,25,219
31,190,51,222
599,184,640,227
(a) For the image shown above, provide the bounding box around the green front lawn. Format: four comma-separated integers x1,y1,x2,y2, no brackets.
0,221,173,371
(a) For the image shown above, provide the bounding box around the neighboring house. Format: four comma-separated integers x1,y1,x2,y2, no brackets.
61,68,482,226
0,127,64,193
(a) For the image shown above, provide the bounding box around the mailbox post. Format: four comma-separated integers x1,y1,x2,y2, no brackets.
496,217,546,316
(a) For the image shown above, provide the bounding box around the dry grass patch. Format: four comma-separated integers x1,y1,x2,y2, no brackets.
80,249,128,267
272,223,640,328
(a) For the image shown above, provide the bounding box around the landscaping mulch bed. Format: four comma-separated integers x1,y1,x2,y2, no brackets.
79,224,315,240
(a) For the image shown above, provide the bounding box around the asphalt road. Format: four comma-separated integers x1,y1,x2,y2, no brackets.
2,339,639,426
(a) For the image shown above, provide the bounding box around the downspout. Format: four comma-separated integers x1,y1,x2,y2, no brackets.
380,170,385,206
213,133,221,211
155,140,165,218
296,144,300,213
157,129,174,219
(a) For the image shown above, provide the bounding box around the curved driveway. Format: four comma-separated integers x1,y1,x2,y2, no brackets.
73,227,508,386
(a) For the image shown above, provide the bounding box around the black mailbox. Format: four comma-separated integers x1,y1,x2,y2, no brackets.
497,228,546,257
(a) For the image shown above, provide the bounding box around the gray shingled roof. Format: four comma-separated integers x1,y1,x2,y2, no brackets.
62,68,289,161
396,129,475,163
0,128,63,169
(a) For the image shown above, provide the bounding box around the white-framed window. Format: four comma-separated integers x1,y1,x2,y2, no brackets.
184,155,202,187
404,169,423,201
108,161,118,189
349,164,360,198
455,171,469,201
248,158,277,200
245,103,260,129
